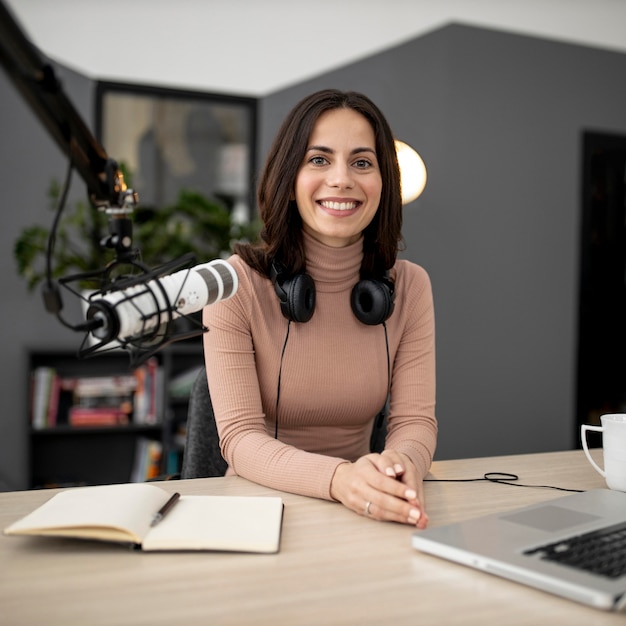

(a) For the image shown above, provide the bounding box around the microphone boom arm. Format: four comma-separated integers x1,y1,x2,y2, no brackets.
0,0,130,211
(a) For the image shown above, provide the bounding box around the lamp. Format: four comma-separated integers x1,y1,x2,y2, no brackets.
395,140,427,205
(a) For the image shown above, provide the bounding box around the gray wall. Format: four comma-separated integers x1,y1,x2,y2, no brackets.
0,62,93,490
2,23,626,489
259,24,626,462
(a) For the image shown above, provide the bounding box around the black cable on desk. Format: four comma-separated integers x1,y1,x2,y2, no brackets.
424,472,584,493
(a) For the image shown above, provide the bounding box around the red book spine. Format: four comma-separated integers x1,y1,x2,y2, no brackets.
68,407,130,427
46,374,61,426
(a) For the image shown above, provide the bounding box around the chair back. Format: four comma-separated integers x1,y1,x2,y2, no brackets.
180,366,228,478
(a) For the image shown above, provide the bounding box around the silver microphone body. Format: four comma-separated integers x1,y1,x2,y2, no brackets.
86,259,238,343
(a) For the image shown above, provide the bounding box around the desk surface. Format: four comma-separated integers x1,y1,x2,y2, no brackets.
1,449,623,625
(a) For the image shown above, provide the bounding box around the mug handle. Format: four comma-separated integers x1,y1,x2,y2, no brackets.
581,424,605,477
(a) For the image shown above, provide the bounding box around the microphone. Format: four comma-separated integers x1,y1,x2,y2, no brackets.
84,259,238,345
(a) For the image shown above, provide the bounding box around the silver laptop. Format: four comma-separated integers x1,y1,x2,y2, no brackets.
411,489,626,611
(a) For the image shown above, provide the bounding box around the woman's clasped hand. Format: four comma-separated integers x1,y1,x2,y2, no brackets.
331,452,428,528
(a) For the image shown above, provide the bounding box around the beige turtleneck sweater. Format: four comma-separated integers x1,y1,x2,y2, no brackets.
203,233,437,500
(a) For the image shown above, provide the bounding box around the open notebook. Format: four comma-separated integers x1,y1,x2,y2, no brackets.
4,482,284,553
412,489,626,611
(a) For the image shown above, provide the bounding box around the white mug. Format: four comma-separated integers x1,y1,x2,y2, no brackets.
581,413,626,492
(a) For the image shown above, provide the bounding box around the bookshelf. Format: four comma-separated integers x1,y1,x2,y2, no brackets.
27,344,204,488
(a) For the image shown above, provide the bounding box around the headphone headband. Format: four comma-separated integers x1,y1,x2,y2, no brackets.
271,261,394,325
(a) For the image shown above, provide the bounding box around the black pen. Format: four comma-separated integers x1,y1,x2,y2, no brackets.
150,492,181,526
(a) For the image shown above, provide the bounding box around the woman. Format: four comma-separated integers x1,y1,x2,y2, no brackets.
203,89,436,527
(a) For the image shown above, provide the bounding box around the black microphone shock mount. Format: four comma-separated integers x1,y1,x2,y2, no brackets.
56,177,209,367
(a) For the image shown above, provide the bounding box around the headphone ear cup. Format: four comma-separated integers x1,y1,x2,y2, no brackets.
351,279,395,326
282,273,316,323
271,260,316,323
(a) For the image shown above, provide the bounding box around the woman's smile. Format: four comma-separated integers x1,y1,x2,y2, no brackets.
317,199,361,213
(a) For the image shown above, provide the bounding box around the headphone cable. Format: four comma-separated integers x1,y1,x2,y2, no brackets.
274,320,291,439
424,473,584,493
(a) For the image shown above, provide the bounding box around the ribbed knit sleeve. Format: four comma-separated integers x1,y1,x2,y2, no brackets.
384,263,437,477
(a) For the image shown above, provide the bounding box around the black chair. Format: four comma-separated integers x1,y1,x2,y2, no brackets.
180,366,228,479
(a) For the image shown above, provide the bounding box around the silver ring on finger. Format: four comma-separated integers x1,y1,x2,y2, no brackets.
365,501,372,516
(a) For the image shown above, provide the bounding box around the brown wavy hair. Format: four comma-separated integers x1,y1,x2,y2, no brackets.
234,89,404,279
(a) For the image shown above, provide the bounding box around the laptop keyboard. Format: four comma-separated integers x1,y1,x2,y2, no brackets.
524,521,626,579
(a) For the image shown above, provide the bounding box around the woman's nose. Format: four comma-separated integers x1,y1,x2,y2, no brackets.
327,163,354,188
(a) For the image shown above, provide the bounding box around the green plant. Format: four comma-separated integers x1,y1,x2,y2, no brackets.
14,179,259,291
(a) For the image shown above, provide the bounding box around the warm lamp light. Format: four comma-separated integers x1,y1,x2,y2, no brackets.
395,140,427,205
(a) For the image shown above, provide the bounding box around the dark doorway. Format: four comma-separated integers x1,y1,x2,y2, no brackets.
577,131,626,448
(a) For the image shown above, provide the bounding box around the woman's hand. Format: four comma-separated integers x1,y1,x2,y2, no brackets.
330,451,428,528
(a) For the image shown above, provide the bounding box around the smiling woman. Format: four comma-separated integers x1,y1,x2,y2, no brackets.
202,89,437,529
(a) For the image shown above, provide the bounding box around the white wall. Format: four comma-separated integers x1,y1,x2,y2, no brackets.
6,0,626,95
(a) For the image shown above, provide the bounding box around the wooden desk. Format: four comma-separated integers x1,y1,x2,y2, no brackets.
1,449,623,625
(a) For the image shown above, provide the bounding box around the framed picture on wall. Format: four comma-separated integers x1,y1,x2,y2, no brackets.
95,81,257,224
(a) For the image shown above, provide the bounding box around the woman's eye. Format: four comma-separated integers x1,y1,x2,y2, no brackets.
353,158,372,169
310,156,328,166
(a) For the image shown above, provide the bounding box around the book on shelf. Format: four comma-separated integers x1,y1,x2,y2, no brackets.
30,366,55,429
133,357,160,424
131,437,163,482
29,358,161,429
65,374,138,397
165,448,183,476
68,406,131,427
46,374,61,427
4,483,284,553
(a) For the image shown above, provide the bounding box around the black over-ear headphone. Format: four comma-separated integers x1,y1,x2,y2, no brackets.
270,260,395,326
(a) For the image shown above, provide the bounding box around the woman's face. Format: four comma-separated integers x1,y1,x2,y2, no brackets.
294,108,382,248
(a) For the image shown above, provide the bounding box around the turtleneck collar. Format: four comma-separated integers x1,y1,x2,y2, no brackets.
302,230,363,293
